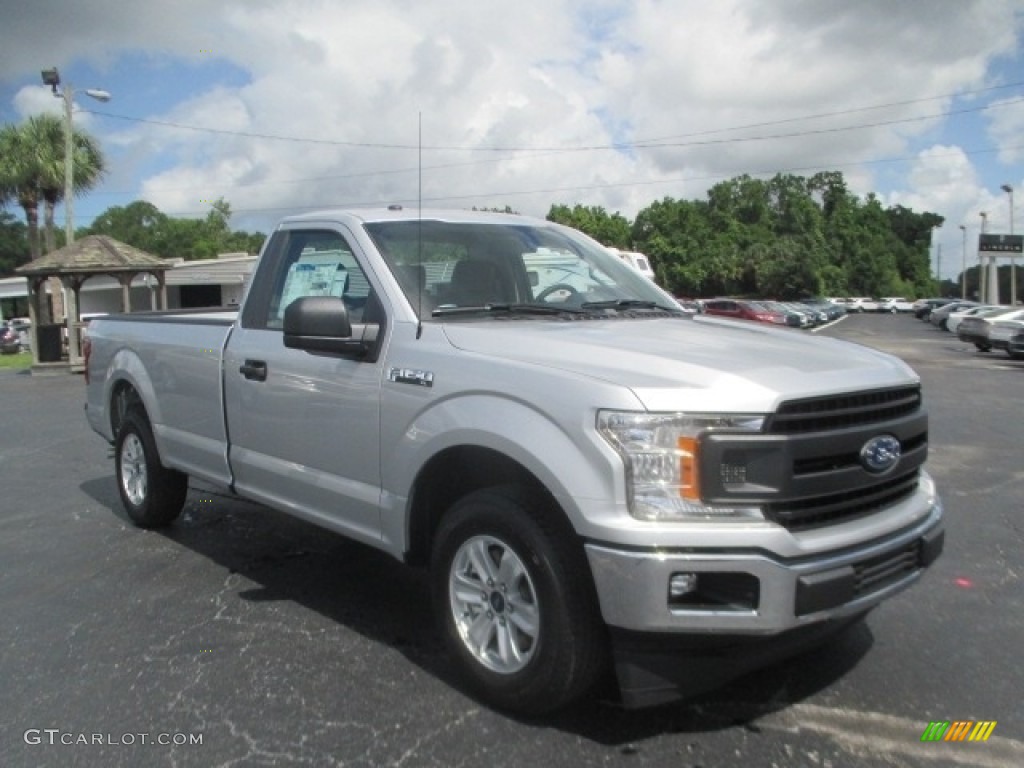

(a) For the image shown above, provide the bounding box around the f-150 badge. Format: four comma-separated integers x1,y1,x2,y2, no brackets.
388,367,434,387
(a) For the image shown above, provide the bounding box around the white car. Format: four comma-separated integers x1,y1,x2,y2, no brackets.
989,318,1024,352
878,297,915,313
946,305,1004,335
842,297,875,312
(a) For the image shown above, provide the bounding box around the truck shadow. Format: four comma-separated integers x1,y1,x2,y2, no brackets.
80,477,874,745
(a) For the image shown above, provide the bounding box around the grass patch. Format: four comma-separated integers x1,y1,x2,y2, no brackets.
0,352,34,370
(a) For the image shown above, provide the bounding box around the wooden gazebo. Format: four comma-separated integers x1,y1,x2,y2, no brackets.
15,235,171,373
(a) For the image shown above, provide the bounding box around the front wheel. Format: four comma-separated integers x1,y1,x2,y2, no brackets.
431,486,607,714
115,411,188,528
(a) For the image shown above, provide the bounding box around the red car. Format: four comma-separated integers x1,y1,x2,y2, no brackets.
0,323,23,354
701,299,787,325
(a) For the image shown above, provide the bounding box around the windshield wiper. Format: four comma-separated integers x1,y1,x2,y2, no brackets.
579,299,668,311
432,303,587,317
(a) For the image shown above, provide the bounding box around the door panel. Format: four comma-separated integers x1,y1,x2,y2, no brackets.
223,227,385,545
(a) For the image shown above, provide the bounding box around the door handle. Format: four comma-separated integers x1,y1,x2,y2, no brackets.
239,359,267,381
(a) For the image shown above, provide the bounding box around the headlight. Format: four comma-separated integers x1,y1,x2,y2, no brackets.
597,410,766,521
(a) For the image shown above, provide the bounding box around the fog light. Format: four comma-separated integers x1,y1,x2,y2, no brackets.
669,572,699,598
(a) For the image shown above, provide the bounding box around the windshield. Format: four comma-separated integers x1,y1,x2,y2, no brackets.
363,219,675,318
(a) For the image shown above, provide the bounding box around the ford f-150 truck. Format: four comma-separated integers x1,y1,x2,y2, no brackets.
85,207,944,713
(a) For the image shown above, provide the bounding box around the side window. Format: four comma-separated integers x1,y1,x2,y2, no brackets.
263,230,375,329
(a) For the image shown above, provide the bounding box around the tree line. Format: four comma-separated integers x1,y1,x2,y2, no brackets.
549,171,948,300
84,198,265,262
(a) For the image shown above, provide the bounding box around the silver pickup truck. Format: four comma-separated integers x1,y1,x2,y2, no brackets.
85,207,944,713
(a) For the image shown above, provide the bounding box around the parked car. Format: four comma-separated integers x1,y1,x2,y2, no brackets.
785,302,827,325
957,308,1024,351
702,298,787,325
989,319,1024,353
946,305,1004,335
878,297,915,313
0,323,22,354
795,298,846,321
759,300,809,328
841,297,875,313
1007,328,1024,360
930,301,979,330
913,297,956,320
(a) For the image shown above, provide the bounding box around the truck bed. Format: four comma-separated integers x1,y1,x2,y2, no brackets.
85,309,238,490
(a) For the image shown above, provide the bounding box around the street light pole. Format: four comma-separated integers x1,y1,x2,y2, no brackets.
979,212,988,304
40,68,110,246
959,224,967,300
1002,184,1016,305
60,85,74,245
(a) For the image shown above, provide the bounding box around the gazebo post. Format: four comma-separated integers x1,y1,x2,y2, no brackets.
119,273,134,312
62,275,84,370
26,277,44,366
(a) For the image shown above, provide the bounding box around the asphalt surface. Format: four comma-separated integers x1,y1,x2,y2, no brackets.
1,312,1021,768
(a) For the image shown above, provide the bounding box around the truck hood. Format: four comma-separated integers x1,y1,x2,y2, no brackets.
442,316,918,412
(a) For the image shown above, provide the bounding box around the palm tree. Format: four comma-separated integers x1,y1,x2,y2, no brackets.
30,114,106,254
0,122,44,263
0,116,106,260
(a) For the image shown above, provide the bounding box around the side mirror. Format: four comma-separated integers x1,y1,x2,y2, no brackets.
283,296,365,355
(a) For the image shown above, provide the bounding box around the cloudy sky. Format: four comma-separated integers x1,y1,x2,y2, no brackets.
2,0,1023,278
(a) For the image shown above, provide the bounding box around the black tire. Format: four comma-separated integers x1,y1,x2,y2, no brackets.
975,342,991,352
431,485,607,714
114,411,188,528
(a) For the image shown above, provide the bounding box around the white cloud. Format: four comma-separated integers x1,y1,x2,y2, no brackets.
986,97,1024,164
3,0,1023,237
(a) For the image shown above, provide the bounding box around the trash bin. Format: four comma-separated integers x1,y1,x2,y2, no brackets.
37,324,63,362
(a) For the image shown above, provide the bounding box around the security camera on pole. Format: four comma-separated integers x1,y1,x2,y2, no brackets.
40,68,111,246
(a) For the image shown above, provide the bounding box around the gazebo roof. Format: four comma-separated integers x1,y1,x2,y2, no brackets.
15,235,171,277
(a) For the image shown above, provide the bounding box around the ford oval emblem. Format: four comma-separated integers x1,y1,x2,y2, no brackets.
860,435,901,474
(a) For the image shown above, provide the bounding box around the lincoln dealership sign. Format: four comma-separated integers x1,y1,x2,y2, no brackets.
978,234,1023,253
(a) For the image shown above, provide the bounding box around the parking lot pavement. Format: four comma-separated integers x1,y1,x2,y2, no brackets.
1,314,1022,768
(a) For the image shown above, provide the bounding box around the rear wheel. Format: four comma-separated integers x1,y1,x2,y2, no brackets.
115,411,188,528
431,486,607,714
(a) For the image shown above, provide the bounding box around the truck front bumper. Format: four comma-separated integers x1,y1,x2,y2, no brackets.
584,497,944,707
585,498,944,635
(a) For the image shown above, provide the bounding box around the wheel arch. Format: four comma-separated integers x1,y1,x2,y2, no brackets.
103,347,161,439
109,378,146,437
404,445,576,569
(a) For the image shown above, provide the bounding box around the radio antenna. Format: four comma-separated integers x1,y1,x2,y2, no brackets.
416,111,424,339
